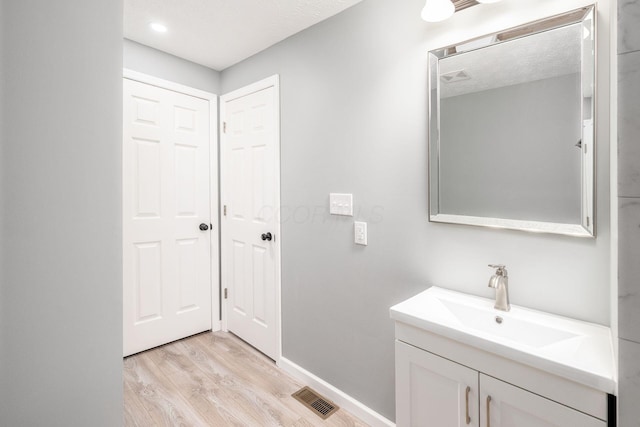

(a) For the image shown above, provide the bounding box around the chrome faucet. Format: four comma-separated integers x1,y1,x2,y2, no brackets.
488,264,510,312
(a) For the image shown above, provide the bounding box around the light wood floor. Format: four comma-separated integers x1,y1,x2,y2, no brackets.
124,331,370,426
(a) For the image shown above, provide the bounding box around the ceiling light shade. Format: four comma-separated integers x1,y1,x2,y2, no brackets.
150,22,168,33
476,0,502,3
421,0,455,22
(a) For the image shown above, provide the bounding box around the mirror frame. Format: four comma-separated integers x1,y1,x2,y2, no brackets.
427,6,596,238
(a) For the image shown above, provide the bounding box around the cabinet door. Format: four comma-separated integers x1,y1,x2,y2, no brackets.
396,341,479,427
479,374,605,427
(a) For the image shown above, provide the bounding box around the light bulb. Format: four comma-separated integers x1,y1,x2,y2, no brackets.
421,0,455,23
150,22,168,33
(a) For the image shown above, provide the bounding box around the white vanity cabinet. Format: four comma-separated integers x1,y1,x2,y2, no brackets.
396,341,606,427
391,288,616,427
396,341,478,427
479,374,604,427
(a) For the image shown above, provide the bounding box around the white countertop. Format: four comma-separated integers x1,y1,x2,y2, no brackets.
390,286,616,394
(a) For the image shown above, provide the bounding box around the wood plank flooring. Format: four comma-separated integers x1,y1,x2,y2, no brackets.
124,331,370,427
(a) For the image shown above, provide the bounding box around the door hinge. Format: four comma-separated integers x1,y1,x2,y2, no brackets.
586,216,590,227
223,205,227,216
224,288,228,299
223,121,227,133
210,223,213,230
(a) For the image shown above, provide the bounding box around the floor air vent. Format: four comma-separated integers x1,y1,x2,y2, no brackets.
292,386,339,420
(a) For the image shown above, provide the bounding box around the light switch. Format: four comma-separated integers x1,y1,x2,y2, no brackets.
354,221,367,246
329,193,353,216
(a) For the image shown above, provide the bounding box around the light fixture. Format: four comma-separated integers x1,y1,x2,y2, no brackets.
476,0,502,3
421,0,455,23
150,22,168,33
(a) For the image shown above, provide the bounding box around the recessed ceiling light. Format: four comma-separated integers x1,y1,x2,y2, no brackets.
150,22,168,33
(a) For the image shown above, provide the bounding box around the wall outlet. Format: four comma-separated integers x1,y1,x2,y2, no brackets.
354,221,367,246
329,193,353,216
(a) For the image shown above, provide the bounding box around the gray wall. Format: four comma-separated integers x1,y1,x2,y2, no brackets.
124,38,221,94
440,74,581,223
221,0,611,419
0,2,4,392
0,1,123,425
617,1,640,425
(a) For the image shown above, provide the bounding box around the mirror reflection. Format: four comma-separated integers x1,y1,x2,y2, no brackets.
428,7,595,237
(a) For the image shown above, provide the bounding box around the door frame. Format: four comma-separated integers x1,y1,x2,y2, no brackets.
122,68,221,332
219,75,282,364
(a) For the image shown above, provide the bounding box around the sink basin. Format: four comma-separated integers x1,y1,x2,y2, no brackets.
438,298,579,348
390,286,615,393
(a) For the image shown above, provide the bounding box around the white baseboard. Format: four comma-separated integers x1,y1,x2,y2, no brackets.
278,357,395,427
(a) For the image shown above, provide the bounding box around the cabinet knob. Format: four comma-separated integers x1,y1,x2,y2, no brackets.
199,223,209,231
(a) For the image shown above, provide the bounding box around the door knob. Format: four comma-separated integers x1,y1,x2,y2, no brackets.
199,223,209,231
261,232,272,241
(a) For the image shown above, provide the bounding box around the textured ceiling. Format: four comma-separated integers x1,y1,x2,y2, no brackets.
124,0,364,71
440,23,582,98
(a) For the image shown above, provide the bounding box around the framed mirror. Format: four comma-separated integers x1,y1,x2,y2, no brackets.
428,6,595,237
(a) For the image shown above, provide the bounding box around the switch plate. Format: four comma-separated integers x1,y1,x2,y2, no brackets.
329,193,353,216
354,221,367,245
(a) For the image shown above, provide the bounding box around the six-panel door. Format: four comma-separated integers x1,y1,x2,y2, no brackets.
221,84,278,360
123,78,212,357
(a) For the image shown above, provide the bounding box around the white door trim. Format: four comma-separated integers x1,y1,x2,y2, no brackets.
123,68,221,332
220,74,281,364
123,69,218,103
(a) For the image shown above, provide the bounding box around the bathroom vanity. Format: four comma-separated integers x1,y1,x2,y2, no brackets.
403,2,615,425
390,287,616,426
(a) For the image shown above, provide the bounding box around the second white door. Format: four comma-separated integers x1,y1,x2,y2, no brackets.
221,76,280,360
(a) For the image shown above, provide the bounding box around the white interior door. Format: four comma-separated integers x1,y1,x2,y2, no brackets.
123,78,212,357
221,76,280,360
